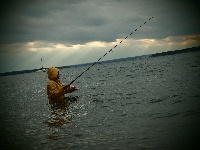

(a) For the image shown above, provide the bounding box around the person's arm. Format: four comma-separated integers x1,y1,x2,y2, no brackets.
63,84,78,94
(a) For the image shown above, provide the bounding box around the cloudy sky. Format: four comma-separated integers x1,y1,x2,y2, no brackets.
0,0,200,73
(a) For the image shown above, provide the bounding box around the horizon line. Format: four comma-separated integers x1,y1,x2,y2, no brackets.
0,46,200,76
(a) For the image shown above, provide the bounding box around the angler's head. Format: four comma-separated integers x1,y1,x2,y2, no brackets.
47,67,60,80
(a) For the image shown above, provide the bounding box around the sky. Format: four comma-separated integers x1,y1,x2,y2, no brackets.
0,0,200,73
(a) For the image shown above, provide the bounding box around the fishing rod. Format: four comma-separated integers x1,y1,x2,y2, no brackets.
70,17,154,85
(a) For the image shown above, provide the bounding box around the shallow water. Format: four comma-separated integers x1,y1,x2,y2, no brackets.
0,51,200,150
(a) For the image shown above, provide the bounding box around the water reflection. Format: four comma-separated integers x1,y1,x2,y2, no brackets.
45,96,78,140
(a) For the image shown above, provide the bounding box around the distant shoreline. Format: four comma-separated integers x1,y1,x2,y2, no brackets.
0,46,199,76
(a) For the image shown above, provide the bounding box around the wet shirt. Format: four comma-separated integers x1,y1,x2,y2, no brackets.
47,79,65,101
47,67,73,102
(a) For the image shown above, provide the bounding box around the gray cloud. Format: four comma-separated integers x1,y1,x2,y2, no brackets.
0,0,200,45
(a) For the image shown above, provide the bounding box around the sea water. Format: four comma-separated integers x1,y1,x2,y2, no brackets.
0,51,200,150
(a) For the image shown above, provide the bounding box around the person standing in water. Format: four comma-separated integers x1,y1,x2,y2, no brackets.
47,67,77,103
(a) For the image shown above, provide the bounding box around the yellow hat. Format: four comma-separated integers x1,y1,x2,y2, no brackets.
47,67,59,80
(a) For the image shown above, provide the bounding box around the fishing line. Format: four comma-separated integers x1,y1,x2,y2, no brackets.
70,17,154,85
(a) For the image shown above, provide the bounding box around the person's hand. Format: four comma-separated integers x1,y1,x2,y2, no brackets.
73,86,78,90
71,85,78,91
63,84,70,90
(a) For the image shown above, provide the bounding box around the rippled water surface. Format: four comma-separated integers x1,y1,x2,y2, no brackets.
0,51,200,150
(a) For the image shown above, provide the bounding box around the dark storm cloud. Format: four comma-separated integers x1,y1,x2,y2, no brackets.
0,0,200,45
153,0,200,37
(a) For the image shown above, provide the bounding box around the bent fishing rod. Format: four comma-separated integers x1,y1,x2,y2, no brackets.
70,17,154,85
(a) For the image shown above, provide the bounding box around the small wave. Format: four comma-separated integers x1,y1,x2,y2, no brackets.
126,93,133,96
74,133,83,137
192,95,200,98
155,112,181,119
149,94,180,104
121,113,127,117
172,99,184,104
125,97,132,99
101,105,108,108
149,98,163,103
183,110,200,117
92,99,103,103
121,102,134,106
107,98,115,101
138,144,154,148
126,74,132,77
191,65,199,68
99,79,107,82
91,93,105,97
88,125,98,128
126,81,133,84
